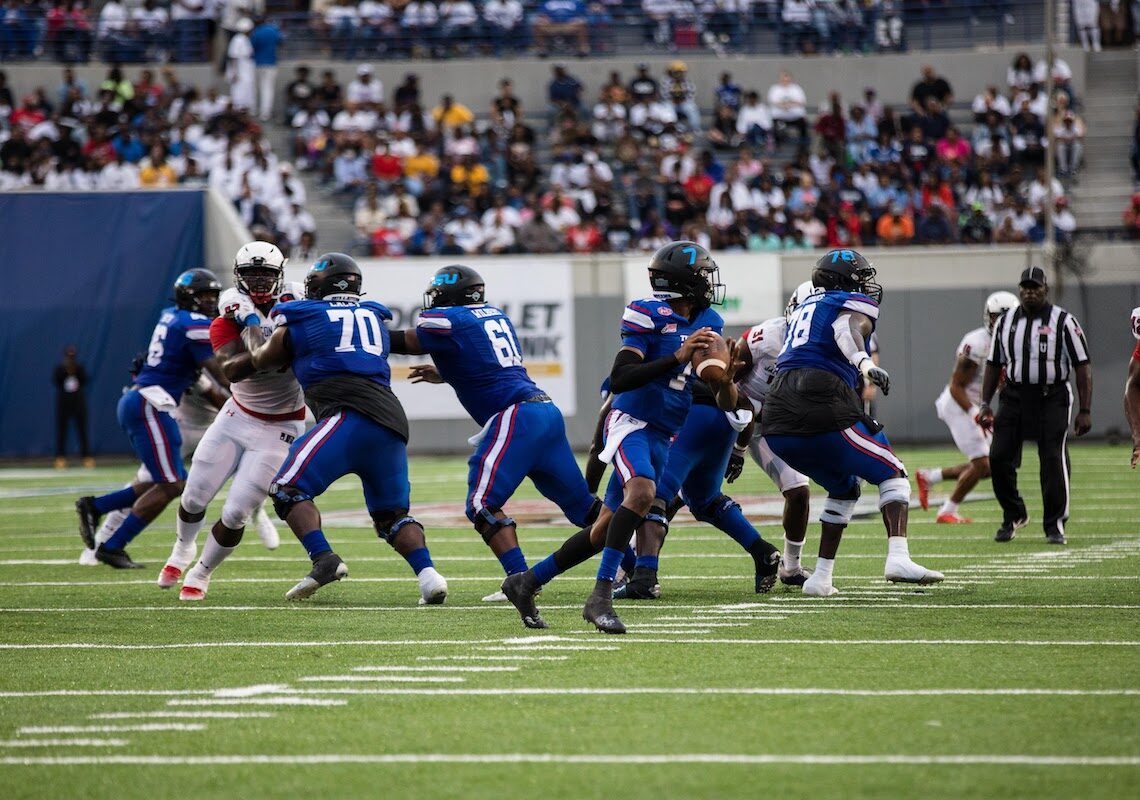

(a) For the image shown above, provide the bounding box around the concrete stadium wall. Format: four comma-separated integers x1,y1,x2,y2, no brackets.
2,47,1086,114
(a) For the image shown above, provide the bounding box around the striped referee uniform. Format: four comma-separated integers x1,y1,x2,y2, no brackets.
983,268,1092,542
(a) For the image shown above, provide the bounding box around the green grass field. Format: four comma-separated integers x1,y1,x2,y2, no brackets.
1,444,1138,799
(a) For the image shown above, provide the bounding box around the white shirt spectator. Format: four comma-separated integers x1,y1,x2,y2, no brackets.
325,4,361,27
780,0,811,24
752,185,786,215
482,215,517,251
483,0,523,27
543,204,580,232
1033,57,1072,85
381,190,420,219
1052,206,1076,234
709,179,755,214
1026,176,1064,213
99,0,128,35
171,0,208,22
440,0,478,26
568,153,613,187
735,100,773,135
278,203,316,245
767,80,806,122
359,0,394,24
660,152,696,184
403,1,440,26
132,5,170,32
388,132,417,158
481,204,522,228
332,108,379,133
592,102,626,142
347,77,384,106
971,91,1012,119
444,218,484,253
99,160,141,190
1013,90,1049,123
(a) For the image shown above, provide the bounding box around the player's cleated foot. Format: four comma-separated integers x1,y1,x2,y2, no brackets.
582,588,626,634
179,569,210,601
936,512,973,524
481,590,508,602
255,507,280,551
884,557,945,585
94,546,144,570
78,547,99,566
802,572,839,597
752,547,781,594
1045,531,1067,545
612,567,661,600
417,567,449,605
179,585,206,601
915,470,932,511
994,516,1029,542
75,496,100,550
285,552,348,601
157,543,196,588
501,571,548,629
156,565,183,589
778,562,812,587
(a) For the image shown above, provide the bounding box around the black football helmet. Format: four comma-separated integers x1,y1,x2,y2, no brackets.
173,268,222,317
811,248,882,303
304,252,363,299
647,241,725,310
423,264,486,309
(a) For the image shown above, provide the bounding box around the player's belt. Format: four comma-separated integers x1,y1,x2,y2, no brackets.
233,397,307,422
521,393,552,404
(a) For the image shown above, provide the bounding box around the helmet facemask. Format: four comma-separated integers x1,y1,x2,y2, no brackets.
236,265,283,307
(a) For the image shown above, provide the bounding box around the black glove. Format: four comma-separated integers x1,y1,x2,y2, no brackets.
724,446,746,483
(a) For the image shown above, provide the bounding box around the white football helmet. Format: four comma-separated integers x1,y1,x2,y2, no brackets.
1131,306,1140,341
784,280,817,323
233,241,286,305
984,291,1019,331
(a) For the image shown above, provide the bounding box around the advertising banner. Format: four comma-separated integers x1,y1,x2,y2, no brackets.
284,257,577,419
622,252,783,326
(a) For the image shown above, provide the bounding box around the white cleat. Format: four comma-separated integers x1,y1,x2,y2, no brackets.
481,590,508,602
157,565,183,589
802,573,840,597
78,548,99,566
418,567,448,605
157,543,197,589
884,557,945,585
254,506,280,550
179,574,209,602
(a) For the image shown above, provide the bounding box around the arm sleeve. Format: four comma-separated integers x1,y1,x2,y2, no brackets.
1062,315,1090,366
608,347,682,395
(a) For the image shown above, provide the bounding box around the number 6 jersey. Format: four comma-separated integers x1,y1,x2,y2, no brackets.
416,304,542,426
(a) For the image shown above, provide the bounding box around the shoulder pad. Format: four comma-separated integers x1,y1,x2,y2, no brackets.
838,292,880,321
621,298,671,334
417,307,456,331
362,300,393,321
277,281,304,303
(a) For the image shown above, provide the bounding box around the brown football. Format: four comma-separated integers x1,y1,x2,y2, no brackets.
691,331,730,384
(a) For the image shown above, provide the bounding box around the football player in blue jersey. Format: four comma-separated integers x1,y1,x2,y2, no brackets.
248,253,449,604
75,269,228,569
387,265,603,598
501,241,722,633
761,248,944,597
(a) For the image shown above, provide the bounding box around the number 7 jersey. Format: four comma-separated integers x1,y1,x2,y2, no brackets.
270,298,395,390
416,304,542,426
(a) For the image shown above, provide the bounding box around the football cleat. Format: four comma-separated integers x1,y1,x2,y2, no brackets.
612,567,662,600
158,542,197,588
417,567,449,605
802,575,840,597
285,552,348,601
936,512,973,524
1045,531,1067,545
501,571,548,629
179,585,206,602
582,589,627,634
481,590,508,602
255,506,280,550
75,496,100,550
915,471,931,511
884,557,945,585
78,548,99,566
179,568,209,601
995,516,1029,542
778,562,812,586
753,548,780,594
156,565,183,589
94,546,144,570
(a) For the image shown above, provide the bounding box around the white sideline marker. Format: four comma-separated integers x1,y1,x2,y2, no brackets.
350,666,520,673
0,739,130,748
166,698,346,707
416,656,569,662
18,724,205,734
296,676,466,684
91,712,276,720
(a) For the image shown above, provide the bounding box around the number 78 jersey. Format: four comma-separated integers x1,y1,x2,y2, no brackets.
416,304,542,426
777,290,879,390
270,298,395,390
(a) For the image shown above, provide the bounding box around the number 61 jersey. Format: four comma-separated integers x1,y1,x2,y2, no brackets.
270,298,395,390
416,304,541,426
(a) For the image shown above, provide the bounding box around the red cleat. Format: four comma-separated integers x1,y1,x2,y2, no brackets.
156,564,182,589
915,471,931,511
936,512,973,524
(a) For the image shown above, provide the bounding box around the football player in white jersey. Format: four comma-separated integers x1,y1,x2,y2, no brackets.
915,291,1019,522
724,281,816,585
1126,307,1140,468
158,242,309,600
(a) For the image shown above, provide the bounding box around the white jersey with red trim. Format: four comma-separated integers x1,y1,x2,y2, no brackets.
950,326,991,407
736,316,787,412
210,283,306,418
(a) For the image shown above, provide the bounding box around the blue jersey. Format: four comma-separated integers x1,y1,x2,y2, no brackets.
416,304,541,426
777,290,879,389
134,306,214,401
271,298,394,391
612,299,724,435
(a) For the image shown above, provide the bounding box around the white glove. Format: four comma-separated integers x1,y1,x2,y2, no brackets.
219,288,259,327
858,356,890,395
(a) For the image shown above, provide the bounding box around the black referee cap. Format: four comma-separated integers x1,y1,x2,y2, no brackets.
1019,266,1047,287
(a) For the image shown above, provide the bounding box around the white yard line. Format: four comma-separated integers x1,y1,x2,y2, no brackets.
296,676,466,683
165,698,346,707
415,656,569,662
17,724,205,734
0,690,214,698
284,687,1140,698
0,739,129,748
350,666,519,673
90,712,275,720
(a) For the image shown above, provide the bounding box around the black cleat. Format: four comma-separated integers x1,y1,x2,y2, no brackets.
995,516,1028,542
75,496,100,550
777,561,812,587
1045,531,1067,545
501,571,548,629
583,586,626,634
612,566,661,600
285,552,348,600
751,543,781,594
94,546,144,569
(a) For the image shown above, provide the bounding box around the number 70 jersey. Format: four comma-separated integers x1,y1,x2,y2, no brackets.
416,304,541,426
270,298,395,390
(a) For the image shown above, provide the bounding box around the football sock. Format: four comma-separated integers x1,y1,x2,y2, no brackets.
596,546,624,582
403,547,434,575
783,536,804,571
497,546,528,576
634,554,659,572
716,504,761,551
534,525,599,585
102,512,147,551
176,514,205,548
939,499,959,516
621,546,637,575
814,556,835,580
93,487,138,516
926,468,943,483
95,509,128,547
887,536,910,558
597,506,643,581
300,529,332,560
532,555,560,586
197,534,235,575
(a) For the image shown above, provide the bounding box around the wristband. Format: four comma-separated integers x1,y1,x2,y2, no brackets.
1079,408,1091,414
849,350,871,369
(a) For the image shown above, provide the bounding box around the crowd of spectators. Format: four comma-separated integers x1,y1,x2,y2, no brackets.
283,53,1085,256
0,64,318,257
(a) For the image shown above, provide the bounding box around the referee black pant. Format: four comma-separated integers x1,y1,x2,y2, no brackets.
989,383,1072,537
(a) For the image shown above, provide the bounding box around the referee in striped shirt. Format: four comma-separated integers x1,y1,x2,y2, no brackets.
977,267,1093,544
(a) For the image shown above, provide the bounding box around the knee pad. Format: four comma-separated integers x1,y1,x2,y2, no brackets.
877,477,910,509
472,506,517,544
820,487,859,525
691,494,739,526
371,508,421,544
270,484,311,521
220,503,251,531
